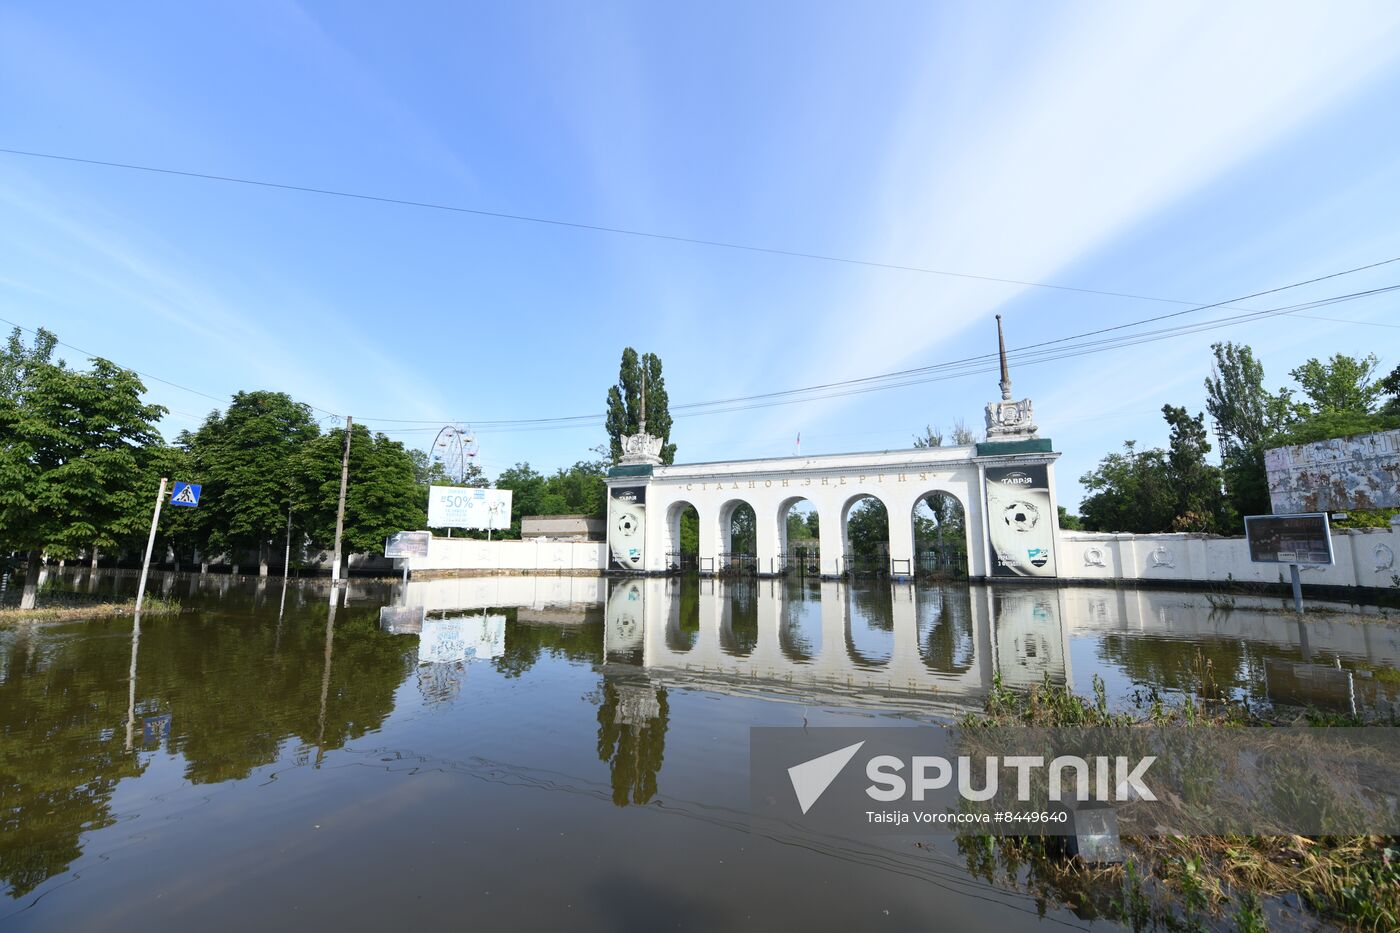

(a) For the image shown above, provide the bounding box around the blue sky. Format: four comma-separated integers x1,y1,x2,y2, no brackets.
3,1,1400,509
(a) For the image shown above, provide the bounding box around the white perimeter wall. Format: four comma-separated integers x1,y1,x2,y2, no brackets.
406,536,606,575
1059,527,1400,590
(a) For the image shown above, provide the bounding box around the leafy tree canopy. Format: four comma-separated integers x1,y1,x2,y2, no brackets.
605,348,676,464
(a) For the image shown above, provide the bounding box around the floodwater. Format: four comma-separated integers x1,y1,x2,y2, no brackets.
2,570,1398,931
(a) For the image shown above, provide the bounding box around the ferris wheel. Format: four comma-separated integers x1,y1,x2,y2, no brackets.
429,424,479,483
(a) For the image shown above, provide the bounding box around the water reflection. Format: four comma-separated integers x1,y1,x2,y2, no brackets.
4,568,1399,913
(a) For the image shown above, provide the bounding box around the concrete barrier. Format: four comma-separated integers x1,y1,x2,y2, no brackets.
406,536,607,577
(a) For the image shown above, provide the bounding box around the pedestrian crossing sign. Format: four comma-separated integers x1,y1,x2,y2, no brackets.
170,481,202,507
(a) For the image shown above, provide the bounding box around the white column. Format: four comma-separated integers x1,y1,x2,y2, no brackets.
755,501,782,576
886,496,915,578
818,510,846,578
697,504,723,575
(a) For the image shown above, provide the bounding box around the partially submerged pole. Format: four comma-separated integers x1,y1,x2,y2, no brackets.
134,478,168,616
331,416,352,585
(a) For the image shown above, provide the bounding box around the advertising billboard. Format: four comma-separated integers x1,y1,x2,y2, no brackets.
427,486,513,531
608,485,647,571
384,530,430,558
984,463,1058,578
1244,513,1334,565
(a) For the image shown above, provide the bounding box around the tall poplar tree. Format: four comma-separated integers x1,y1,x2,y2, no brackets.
605,348,677,464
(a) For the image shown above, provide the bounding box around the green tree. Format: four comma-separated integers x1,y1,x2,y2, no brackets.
0,331,165,607
1057,506,1083,531
294,424,424,563
844,498,889,562
188,392,320,571
1380,363,1400,416
913,425,943,448
1161,404,1231,532
1289,352,1381,414
604,348,677,464
950,419,980,446
727,503,756,554
1078,441,1174,533
1203,342,1295,523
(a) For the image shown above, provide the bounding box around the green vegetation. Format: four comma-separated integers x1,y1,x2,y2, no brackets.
0,596,183,625
955,672,1400,930
1080,343,1400,534
0,328,166,606
604,347,677,464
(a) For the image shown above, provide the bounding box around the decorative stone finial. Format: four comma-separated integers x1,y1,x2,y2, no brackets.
985,314,1038,439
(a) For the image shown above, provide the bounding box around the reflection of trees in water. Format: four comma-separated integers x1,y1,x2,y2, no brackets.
917,586,975,674
721,582,758,657
595,678,669,806
0,627,144,897
779,594,820,662
491,610,603,678
0,602,411,898
1094,634,1260,698
846,585,895,668
666,576,700,653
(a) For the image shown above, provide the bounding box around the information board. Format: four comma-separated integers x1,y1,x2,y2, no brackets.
385,530,431,558
1244,513,1334,565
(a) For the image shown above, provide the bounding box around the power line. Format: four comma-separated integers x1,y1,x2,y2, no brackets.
0,313,345,420
354,258,1400,428
0,145,1338,312
363,283,1399,435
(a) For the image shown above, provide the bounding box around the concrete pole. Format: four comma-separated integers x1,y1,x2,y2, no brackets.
134,478,168,616
331,417,352,584
283,508,293,579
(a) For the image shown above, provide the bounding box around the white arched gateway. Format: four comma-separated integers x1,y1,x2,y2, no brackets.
605,317,1062,581
606,438,1061,579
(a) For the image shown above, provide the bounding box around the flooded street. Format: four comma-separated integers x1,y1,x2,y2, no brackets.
3,571,1398,931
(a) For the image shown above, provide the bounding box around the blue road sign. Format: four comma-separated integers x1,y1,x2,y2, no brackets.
170,481,202,507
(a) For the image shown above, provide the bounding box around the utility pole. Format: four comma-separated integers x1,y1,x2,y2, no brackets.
283,507,294,578
331,416,352,585
134,478,168,615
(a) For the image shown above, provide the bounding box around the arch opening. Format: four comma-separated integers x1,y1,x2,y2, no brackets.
720,500,757,576
665,501,699,573
841,494,889,578
913,490,969,580
778,497,820,578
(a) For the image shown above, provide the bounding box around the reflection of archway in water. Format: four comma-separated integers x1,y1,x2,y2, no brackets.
778,496,821,576
720,580,758,657
665,501,699,572
841,494,890,577
665,575,700,653
845,584,894,668
916,585,975,674
912,490,969,579
779,582,821,663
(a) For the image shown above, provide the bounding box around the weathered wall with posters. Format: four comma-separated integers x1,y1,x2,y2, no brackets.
1265,428,1400,513
1059,526,1400,590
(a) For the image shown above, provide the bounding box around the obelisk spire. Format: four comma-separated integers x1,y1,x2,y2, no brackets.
996,314,1012,401
639,361,648,435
